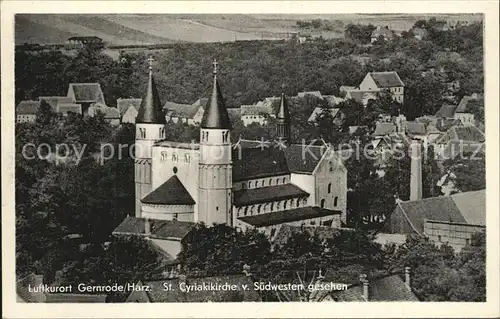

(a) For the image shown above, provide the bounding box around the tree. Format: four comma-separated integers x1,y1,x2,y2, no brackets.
444,152,485,192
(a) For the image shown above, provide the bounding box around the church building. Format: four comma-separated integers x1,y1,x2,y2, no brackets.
116,58,347,243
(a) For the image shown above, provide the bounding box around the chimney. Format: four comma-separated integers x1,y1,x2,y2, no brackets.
405,267,411,287
144,218,151,236
410,139,423,201
363,280,369,301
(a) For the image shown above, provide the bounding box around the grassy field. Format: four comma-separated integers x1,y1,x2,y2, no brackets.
15,14,483,45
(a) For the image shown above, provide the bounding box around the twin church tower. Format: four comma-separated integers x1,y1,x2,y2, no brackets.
134,58,291,224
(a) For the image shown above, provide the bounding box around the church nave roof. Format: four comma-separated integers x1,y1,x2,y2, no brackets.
238,206,342,228
113,216,194,240
233,183,309,207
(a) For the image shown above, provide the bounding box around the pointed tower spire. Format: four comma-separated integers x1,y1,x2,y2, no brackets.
201,59,231,129
276,91,291,144
136,56,165,124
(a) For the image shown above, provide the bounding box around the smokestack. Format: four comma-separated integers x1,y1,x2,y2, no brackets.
405,267,411,287
410,139,423,201
144,218,151,235
363,280,369,301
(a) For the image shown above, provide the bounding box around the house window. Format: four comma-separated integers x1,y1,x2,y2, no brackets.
320,199,325,208
438,235,442,242
328,183,332,194
465,238,470,245
334,196,338,207
241,183,246,190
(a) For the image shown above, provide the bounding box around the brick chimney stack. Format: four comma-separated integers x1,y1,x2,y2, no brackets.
410,139,423,201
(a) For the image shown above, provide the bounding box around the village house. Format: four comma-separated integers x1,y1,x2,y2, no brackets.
358,71,405,103
383,139,485,252
15,100,40,123
433,125,485,160
66,82,106,114
435,93,482,126
370,26,396,43
330,269,419,301
240,97,278,126
307,107,343,126
117,98,142,124
87,103,121,125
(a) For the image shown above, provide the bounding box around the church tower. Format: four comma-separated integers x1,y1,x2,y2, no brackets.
135,56,166,216
276,92,291,145
198,59,233,226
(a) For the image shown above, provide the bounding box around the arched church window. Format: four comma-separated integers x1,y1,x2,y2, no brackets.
172,153,178,162
161,151,168,161
255,181,259,188
334,197,338,207
270,228,276,237
270,203,274,211
184,154,190,163
296,198,300,207
248,181,252,188
261,180,264,187
282,177,286,184
276,202,280,210
328,183,332,194
269,178,272,185
320,199,325,208
284,201,287,209
257,205,261,214
244,207,248,216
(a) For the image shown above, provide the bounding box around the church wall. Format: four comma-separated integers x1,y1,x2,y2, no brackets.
315,150,348,224
233,174,290,191
142,204,195,222
152,146,200,220
290,174,316,207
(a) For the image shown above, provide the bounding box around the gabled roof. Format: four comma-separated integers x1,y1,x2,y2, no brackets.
117,98,142,115
307,107,341,123
137,275,261,302
456,94,482,113
396,190,486,234
165,103,199,119
192,97,209,108
284,144,327,174
16,100,40,115
67,83,105,103
332,274,419,301
39,96,74,111
323,95,345,107
137,71,165,124
435,104,457,118
369,72,404,88
373,122,396,136
58,103,82,115
233,183,309,207
232,147,289,182
405,122,426,135
113,216,194,240
141,175,195,205
346,90,377,104
436,125,485,144
240,104,273,116
297,91,323,99
201,72,231,129
238,206,341,227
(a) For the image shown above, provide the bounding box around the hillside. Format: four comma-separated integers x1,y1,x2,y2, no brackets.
15,13,483,45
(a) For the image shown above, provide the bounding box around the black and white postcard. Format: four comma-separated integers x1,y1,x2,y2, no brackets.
2,1,499,318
